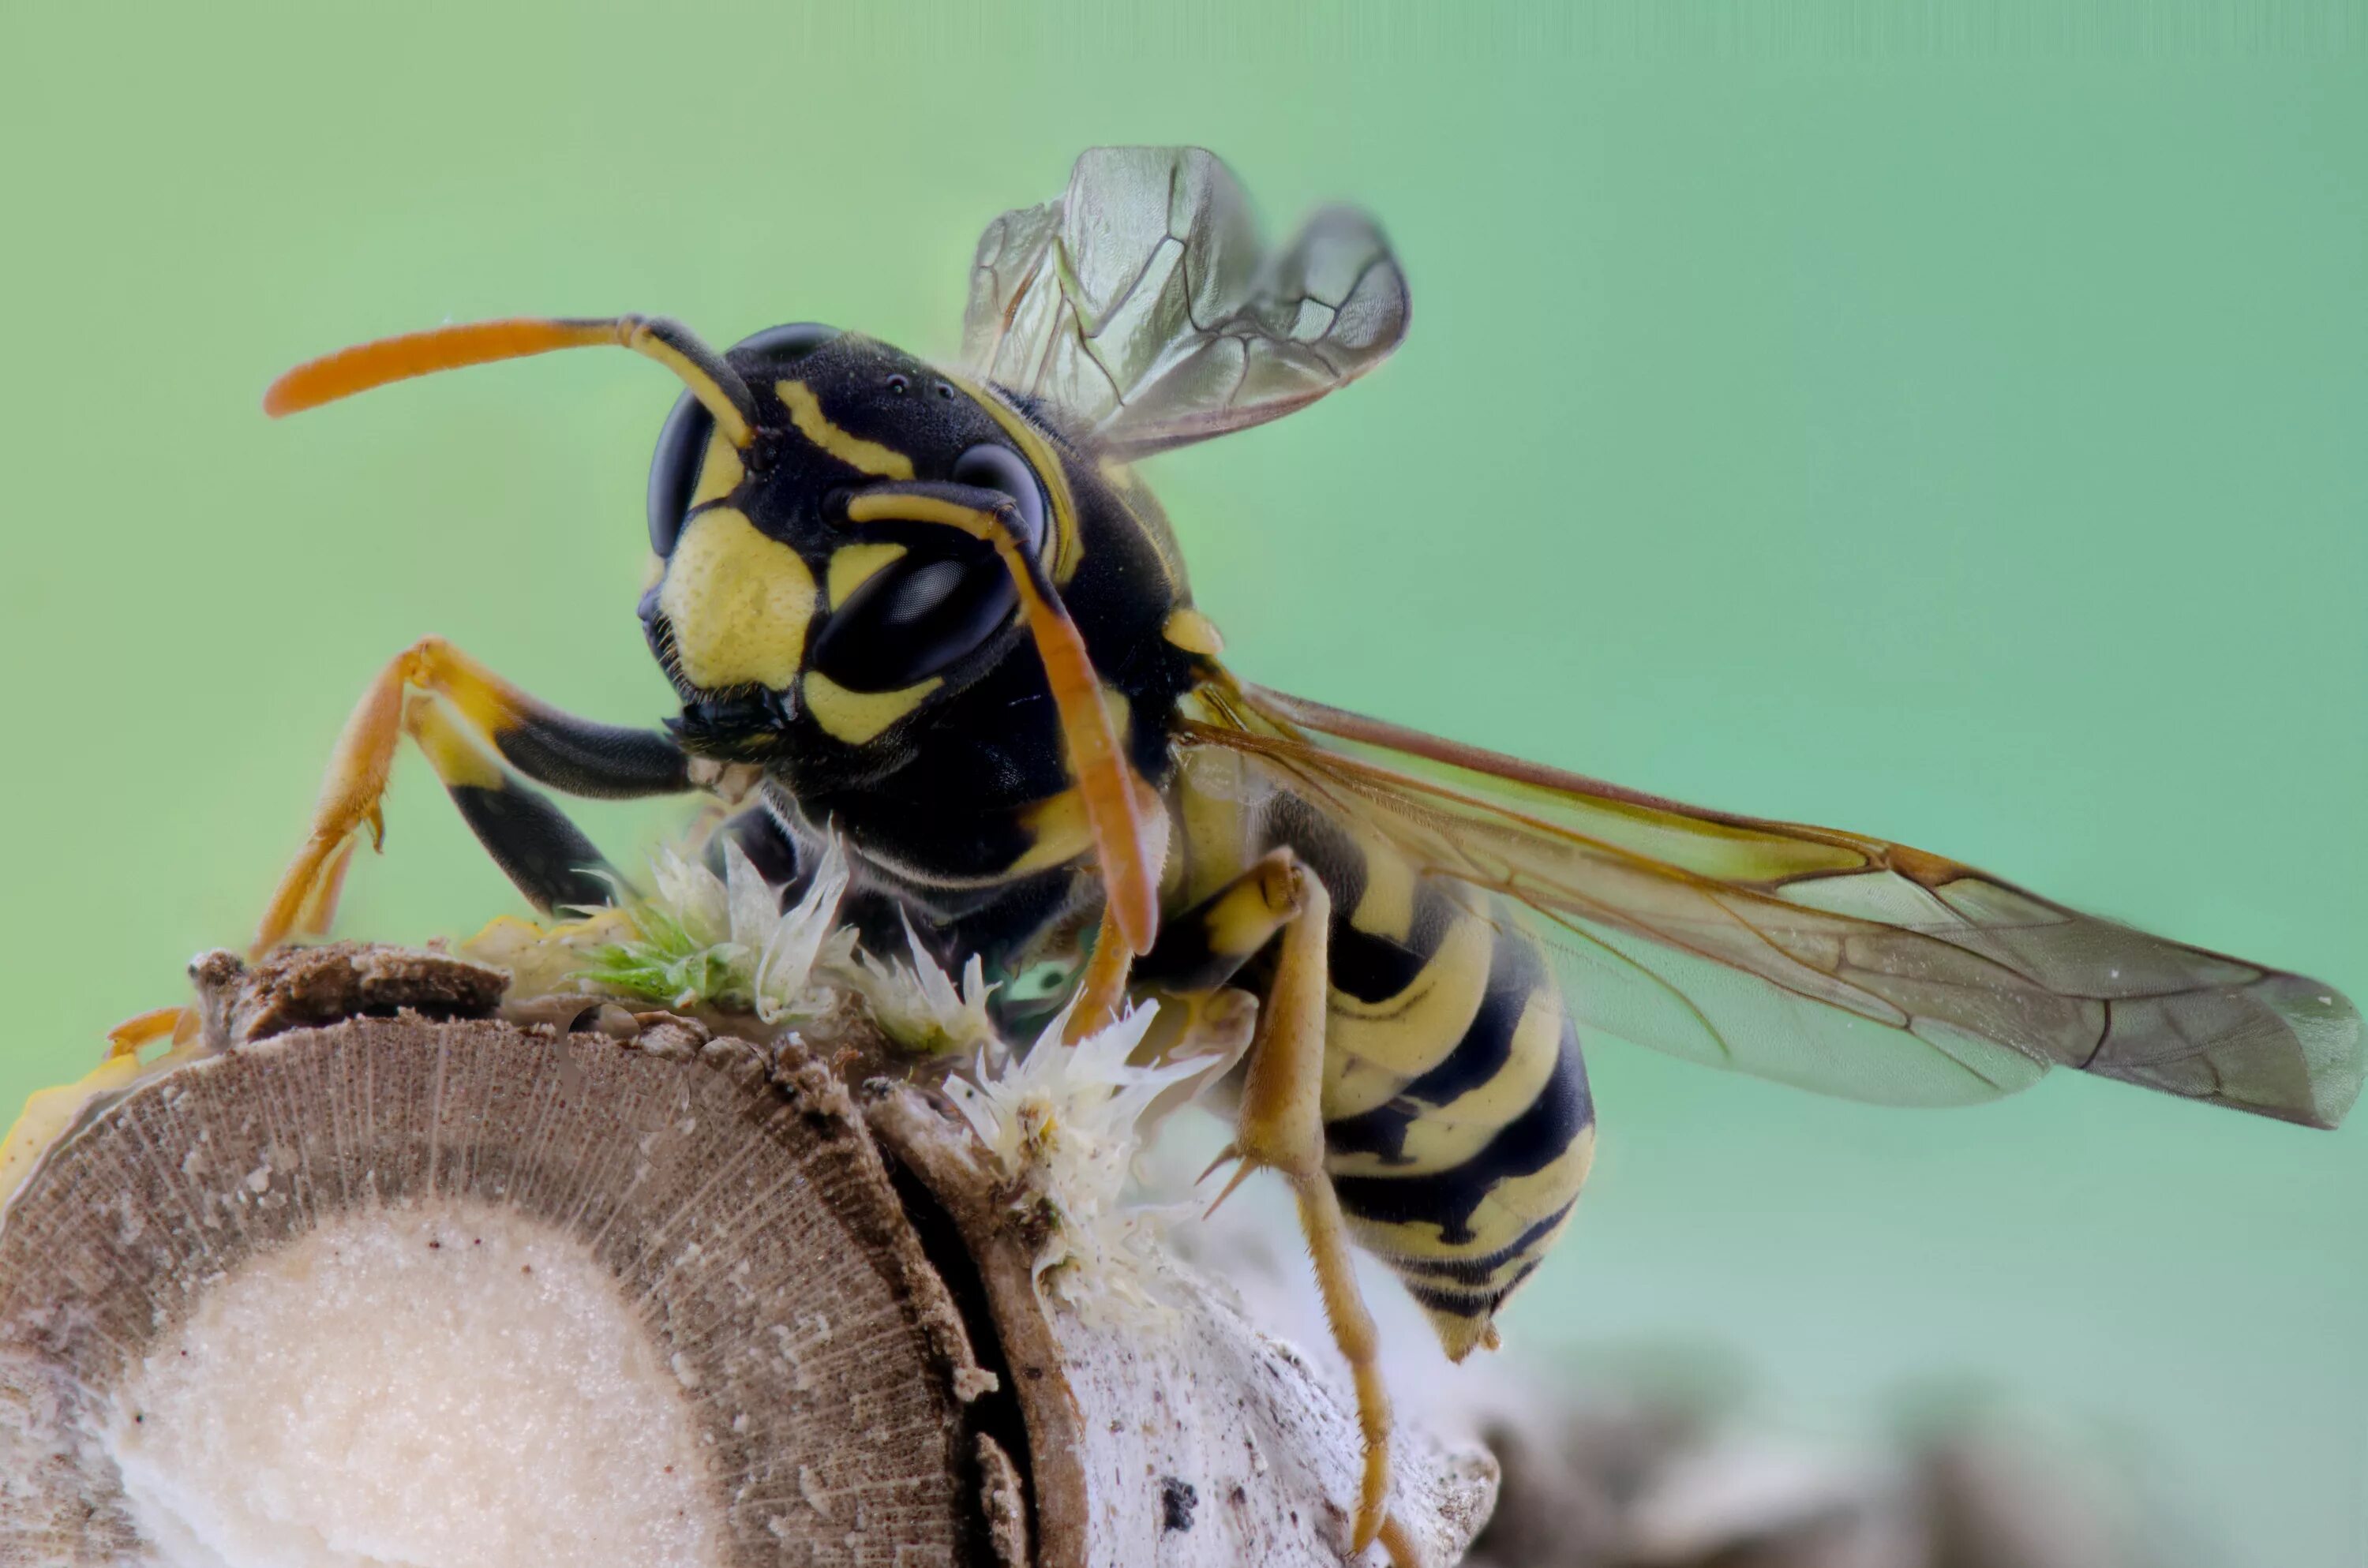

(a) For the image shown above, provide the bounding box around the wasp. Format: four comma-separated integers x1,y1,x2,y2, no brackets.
213,148,2359,1564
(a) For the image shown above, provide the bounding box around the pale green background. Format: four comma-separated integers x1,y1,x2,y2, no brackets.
2,4,2362,1562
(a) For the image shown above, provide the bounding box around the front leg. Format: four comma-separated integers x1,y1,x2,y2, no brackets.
402,694,621,917
254,636,693,952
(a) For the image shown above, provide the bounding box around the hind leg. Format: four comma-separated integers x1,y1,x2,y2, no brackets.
1198,854,1418,1566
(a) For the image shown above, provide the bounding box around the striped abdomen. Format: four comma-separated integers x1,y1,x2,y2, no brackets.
1260,799,1597,1360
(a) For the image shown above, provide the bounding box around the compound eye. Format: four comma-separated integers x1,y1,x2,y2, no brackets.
646,390,713,556
729,322,842,365
950,443,1047,557
808,541,1018,693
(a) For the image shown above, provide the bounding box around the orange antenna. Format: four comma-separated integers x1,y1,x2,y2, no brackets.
265,315,759,447
845,486,1163,956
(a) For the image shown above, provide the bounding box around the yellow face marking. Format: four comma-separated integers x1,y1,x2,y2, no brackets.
803,672,940,746
658,507,819,690
776,380,915,479
1162,608,1224,657
407,696,507,791
826,541,909,608
640,552,667,593
690,428,745,508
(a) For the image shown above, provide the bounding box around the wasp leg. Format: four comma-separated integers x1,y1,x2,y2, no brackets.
104,1006,197,1061
1064,844,1295,1048
404,695,620,915
292,836,361,937
1062,781,1173,1042
1206,855,1414,1566
254,636,691,954
1134,848,1301,994
1062,906,1136,1042
1092,848,1301,1066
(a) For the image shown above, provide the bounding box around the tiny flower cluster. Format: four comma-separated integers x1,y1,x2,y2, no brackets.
479,829,1221,1321
843,910,1002,1060
549,836,998,1058
945,1005,1208,1319
580,838,857,1024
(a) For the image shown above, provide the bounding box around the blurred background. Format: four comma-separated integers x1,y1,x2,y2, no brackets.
2,3,2361,1562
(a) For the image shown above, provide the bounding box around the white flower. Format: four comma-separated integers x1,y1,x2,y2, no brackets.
748,837,856,1024
945,1003,1215,1319
648,843,733,949
833,910,1000,1057
568,831,856,1020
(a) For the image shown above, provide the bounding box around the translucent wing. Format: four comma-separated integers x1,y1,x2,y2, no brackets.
961,147,1411,460
1178,681,2364,1128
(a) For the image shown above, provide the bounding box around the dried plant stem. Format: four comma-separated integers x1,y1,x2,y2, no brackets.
0,948,1497,1566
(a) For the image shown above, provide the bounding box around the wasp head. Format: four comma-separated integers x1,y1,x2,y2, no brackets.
264,312,1066,776
638,324,1055,765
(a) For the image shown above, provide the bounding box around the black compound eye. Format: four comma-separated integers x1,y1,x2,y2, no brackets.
729,321,842,365
808,541,1018,694
950,443,1047,557
646,390,713,556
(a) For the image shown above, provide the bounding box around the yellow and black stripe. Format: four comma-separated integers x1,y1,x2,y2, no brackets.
1258,796,1594,1360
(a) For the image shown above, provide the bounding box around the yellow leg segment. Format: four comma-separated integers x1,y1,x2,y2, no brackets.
1063,904,1135,1043
1219,859,1417,1566
1063,782,1169,1043
104,1006,195,1061
253,637,542,956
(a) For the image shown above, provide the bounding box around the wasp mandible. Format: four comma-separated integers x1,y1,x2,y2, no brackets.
231,148,2362,1566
